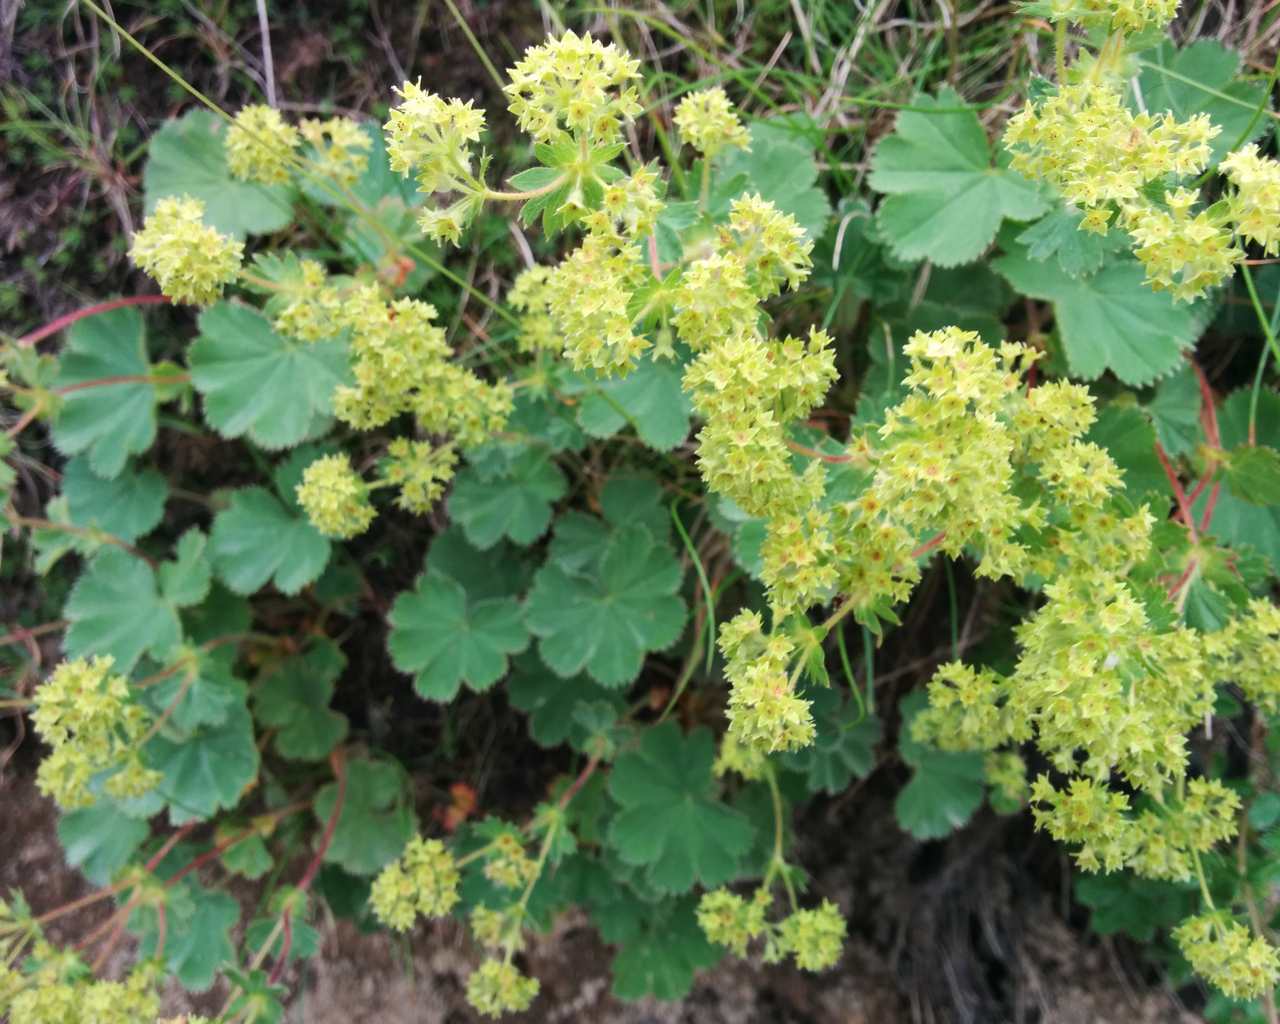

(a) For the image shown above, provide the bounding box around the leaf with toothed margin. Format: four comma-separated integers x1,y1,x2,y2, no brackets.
869,88,1048,267
189,302,348,451
994,246,1207,386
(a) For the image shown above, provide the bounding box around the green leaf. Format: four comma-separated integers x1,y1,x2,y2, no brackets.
387,570,528,702
547,473,671,577
63,548,182,672
313,759,415,876
868,88,1048,267
506,653,626,750
1137,40,1271,165
146,702,259,825
894,691,985,840
1144,365,1202,458
1195,390,1280,569
144,109,293,238
138,879,240,991
254,639,349,761
158,528,214,608
1249,792,1280,831
220,831,273,881
1075,871,1193,941
1087,404,1168,500
52,306,157,479
573,355,692,452
210,486,331,595
58,804,149,886
609,893,720,1001
190,302,348,450
447,444,567,548
62,456,167,541
782,688,881,795
1015,206,1127,278
712,118,831,241
244,915,320,962
993,247,1206,386
1225,445,1280,506
424,525,532,601
142,650,248,732
607,722,754,893
526,524,686,687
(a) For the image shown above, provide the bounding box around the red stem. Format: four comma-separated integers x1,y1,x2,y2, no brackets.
0,620,67,649
911,532,947,559
146,824,197,873
557,754,602,811
267,913,293,985
17,295,171,348
1190,358,1221,448
786,439,853,463
56,372,189,395
1154,441,1199,542
267,750,348,984
1200,480,1222,535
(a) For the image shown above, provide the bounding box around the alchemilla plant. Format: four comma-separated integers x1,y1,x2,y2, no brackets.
5,0,1280,1019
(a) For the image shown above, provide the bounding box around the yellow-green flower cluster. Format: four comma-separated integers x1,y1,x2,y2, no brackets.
913,662,1012,752
369,835,461,931
225,104,300,184
1222,144,1280,255
544,232,649,375
382,439,458,515
465,959,539,1018
1204,597,1280,713
698,890,845,971
674,87,750,159
585,164,665,239
296,454,375,539
300,116,371,187
384,80,487,244
1003,81,1239,299
1122,188,1241,301
870,329,1046,580
503,30,641,146
332,287,511,445
129,197,244,306
1174,914,1280,1000
713,730,769,781
271,258,343,343
471,905,526,953
1004,84,1215,207
776,900,846,971
31,657,158,810
3,964,160,1024
1011,571,1212,789
984,751,1029,809
507,266,560,354
683,328,833,521
718,610,815,753
483,833,539,890
1029,775,1239,879
1043,0,1179,32
696,888,769,956
726,193,815,296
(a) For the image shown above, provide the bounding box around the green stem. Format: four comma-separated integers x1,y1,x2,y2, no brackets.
1241,263,1280,444
482,175,567,203
763,765,798,911
1055,20,1067,83
1191,848,1216,911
